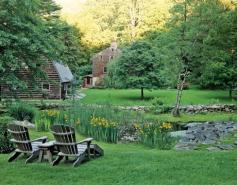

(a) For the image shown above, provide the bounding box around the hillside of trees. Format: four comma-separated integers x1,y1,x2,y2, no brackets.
0,0,236,99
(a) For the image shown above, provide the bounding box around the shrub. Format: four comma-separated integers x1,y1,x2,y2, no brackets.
134,122,175,149
8,103,37,122
0,116,14,153
151,97,171,114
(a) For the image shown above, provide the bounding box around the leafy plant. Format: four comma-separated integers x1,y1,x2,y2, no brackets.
89,116,118,143
134,122,175,149
35,109,70,131
71,103,144,143
8,103,38,122
0,116,14,153
151,97,171,114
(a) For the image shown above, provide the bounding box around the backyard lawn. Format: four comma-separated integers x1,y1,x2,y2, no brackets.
144,112,237,123
1,131,237,185
81,89,237,106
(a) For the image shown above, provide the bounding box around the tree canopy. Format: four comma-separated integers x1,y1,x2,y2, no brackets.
108,41,165,99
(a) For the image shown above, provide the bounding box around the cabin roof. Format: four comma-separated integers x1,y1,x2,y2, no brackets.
53,61,74,83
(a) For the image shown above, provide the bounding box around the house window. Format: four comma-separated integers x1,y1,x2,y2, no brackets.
42,83,50,91
103,67,107,73
109,56,114,61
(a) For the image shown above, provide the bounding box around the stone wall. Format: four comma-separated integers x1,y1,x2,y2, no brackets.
117,104,236,114
178,104,236,114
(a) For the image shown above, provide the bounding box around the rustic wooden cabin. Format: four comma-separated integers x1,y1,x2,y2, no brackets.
0,61,73,100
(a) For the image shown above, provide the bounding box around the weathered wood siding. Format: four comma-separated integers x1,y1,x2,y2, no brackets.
0,61,61,99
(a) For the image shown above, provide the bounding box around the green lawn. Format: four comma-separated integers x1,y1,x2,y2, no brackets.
81,89,237,106
1,130,237,185
144,112,237,123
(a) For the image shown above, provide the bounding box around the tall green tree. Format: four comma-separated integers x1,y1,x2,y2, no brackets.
0,0,61,91
109,41,165,100
200,2,237,98
48,20,92,78
162,0,198,116
70,0,171,48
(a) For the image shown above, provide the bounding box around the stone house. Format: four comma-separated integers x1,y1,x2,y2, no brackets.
83,42,120,87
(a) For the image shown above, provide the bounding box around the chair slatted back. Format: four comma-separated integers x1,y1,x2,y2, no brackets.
51,125,78,155
8,123,32,152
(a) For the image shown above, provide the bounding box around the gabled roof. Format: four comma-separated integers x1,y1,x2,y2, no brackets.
92,42,121,60
53,61,74,83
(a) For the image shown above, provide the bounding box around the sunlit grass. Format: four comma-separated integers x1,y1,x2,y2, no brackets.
1,130,237,185
81,89,237,106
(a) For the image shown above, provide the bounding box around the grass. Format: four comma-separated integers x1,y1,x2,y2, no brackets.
81,89,237,106
144,111,237,123
1,130,237,185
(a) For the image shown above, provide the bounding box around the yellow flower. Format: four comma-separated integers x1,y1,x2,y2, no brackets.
76,119,80,125
160,122,172,130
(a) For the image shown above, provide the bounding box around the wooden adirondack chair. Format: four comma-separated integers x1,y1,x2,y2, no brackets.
51,124,94,167
8,123,47,164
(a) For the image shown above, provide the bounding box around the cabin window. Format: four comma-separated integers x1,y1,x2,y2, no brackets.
103,67,107,73
42,83,50,91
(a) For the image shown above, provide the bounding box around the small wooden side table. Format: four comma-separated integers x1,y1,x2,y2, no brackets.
38,141,56,163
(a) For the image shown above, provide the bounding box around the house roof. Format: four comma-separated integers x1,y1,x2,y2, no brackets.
92,42,121,60
83,74,93,78
53,61,74,83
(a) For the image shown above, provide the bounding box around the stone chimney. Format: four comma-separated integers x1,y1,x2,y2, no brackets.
110,41,118,51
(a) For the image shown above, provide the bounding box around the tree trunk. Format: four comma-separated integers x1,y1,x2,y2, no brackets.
129,0,139,41
172,70,189,117
229,89,232,99
141,87,144,100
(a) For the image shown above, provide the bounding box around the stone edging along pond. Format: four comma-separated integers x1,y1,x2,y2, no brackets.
173,121,237,151
119,121,237,151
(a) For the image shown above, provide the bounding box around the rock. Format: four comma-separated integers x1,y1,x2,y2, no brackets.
216,144,235,150
170,130,187,138
185,122,200,128
175,143,198,150
207,147,221,151
121,135,138,142
201,139,216,145
175,121,237,150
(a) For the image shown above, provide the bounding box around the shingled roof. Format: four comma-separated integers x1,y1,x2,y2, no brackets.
53,61,74,83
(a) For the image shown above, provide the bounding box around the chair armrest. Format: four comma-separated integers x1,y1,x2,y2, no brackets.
31,136,48,143
77,138,93,145
77,138,93,159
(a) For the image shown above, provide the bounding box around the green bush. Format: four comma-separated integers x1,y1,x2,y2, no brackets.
8,102,38,122
0,116,14,153
151,97,171,114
